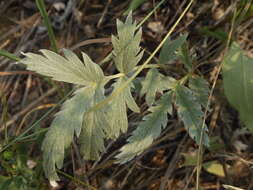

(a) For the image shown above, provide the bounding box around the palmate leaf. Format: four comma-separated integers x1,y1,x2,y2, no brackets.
141,68,176,105
189,76,210,108
111,13,144,74
116,91,173,163
21,49,105,85
223,43,253,131
109,77,140,138
175,85,209,146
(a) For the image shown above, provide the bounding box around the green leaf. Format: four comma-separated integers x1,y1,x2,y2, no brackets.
116,92,173,163
41,51,109,180
79,85,111,160
0,178,19,190
181,152,198,166
125,0,147,14
112,13,144,74
189,76,210,108
21,49,105,86
108,77,140,138
140,68,176,105
175,85,209,146
200,26,228,41
182,153,225,177
222,43,253,131
178,43,193,71
159,35,187,64
203,161,225,177
42,87,93,181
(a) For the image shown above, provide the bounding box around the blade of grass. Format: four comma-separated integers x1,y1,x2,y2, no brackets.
0,49,20,62
124,0,147,15
86,0,194,114
136,0,166,28
36,0,58,53
0,92,8,143
0,89,74,153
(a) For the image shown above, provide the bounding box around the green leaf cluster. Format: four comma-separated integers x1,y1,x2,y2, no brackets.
116,34,210,162
21,13,210,180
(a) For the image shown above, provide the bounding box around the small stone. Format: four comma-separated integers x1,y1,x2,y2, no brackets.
147,21,164,33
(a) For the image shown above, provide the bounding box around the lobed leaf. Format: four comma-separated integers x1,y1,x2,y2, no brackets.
116,92,173,163
222,43,253,131
189,76,210,108
140,68,176,105
79,85,111,160
178,43,193,71
112,13,144,74
42,87,92,181
108,77,140,138
175,85,209,146
36,50,110,180
159,35,187,64
21,49,105,85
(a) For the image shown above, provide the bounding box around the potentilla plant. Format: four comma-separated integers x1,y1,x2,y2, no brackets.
21,13,210,181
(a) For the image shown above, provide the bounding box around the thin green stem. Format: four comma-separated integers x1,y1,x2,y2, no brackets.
196,5,237,190
135,63,162,70
86,0,194,114
178,73,191,85
17,128,48,141
136,0,166,29
36,0,58,53
105,64,164,83
0,49,20,61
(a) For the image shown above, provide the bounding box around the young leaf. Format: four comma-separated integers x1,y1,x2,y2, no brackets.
159,35,187,64
189,76,210,108
112,13,144,74
108,77,140,138
140,68,176,105
21,49,105,86
116,91,173,163
178,43,193,71
42,87,93,181
222,43,253,131
175,85,209,146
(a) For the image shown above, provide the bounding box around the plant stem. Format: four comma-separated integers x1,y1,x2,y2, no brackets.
106,73,125,80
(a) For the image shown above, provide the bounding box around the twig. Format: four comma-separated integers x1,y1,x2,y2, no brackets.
159,135,188,190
